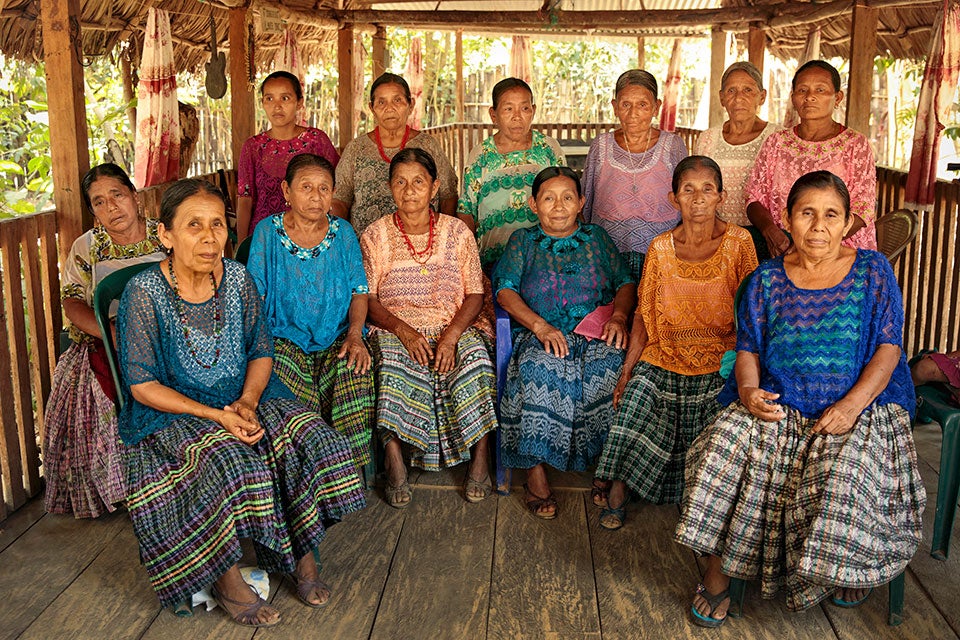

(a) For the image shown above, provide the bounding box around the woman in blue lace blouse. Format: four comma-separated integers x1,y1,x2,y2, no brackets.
675,171,925,627
117,179,365,627
247,154,374,468
494,166,635,519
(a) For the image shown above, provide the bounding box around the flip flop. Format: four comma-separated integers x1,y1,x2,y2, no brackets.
211,584,280,628
523,482,558,520
690,582,729,628
831,587,873,608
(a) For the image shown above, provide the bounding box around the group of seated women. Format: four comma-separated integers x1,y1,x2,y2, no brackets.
40,60,931,630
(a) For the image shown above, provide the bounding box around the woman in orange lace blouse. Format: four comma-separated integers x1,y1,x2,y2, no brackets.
594,156,758,529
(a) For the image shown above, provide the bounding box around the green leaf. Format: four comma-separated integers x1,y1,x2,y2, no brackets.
0,160,24,175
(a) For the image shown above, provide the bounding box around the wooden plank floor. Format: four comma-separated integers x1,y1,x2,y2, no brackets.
2,421,959,640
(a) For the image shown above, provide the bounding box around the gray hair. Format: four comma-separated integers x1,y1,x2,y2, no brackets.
721,61,764,92
615,69,658,100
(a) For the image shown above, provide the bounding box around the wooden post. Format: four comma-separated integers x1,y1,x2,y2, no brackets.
748,25,765,76
372,24,388,77
120,51,137,143
40,0,91,259
709,29,726,128
637,36,645,69
846,1,878,135
456,29,465,122
338,24,356,147
229,8,255,170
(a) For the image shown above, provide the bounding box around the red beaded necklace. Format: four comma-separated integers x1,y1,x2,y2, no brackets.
374,125,413,163
394,210,435,275
167,261,222,369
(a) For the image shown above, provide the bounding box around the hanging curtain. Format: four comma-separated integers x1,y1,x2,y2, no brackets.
273,28,308,125
905,0,960,210
781,27,821,128
406,36,425,129
134,8,180,187
510,35,532,84
659,39,682,132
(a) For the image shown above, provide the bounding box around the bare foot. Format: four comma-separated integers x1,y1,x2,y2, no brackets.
384,439,411,507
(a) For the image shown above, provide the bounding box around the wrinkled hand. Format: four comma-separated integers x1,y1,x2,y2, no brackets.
397,324,433,368
534,321,568,358
338,333,372,375
601,317,628,350
763,226,792,258
220,402,263,445
612,371,632,409
434,329,460,374
812,400,858,435
740,386,786,422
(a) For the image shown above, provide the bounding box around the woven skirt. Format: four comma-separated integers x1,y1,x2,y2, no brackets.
125,397,366,607
273,336,375,466
43,340,125,518
595,362,723,504
675,402,926,611
500,331,623,471
370,327,497,471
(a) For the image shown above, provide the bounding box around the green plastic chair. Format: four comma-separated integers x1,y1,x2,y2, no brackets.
233,236,252,265
92,262,158,410
915,381,960,561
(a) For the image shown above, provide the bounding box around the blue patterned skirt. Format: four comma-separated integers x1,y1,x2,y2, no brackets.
500,330,624,471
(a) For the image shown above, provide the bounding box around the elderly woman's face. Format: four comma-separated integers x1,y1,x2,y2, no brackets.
88,176,140,239
791,66,842,122
371,82,413,133
786,186,853,259
390,161,439,217
159,192,228,274
529,175,584,238
612,84,660,134
490,87,536,142
669,165,724,224
283,166,334,223
720,70,766,122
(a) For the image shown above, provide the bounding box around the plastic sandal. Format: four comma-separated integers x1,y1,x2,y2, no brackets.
831,587,873,608
463,473,492,503
211,584,280,628
599,497,627,530
690,583,730,628
523,483,558,520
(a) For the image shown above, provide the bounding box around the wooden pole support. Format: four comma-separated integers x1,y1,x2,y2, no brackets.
229,7,255,172
748,25,765,75
373,24,388,77
709,29,726,128
456,30,465,122
338,24,356,148
637,36,646,69
846,1,879,135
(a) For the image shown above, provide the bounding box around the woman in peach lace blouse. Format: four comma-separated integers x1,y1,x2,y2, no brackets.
594,156,758,529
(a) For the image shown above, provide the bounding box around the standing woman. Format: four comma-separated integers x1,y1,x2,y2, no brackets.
44,163,166,518
746,60,877,257
582,69,688,280
694,61,777,259
236,71,340,242
334,73,458,237
457,77,565,270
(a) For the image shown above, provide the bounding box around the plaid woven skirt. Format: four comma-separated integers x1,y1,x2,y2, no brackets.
500,331,624,471
370,327,497,471
273,336,374,466
595,363,723,504
125,397,365,607
43,340,125,518
675,402,925,611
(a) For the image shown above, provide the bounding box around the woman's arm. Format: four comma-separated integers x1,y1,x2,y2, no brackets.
600,282,635,350
735,350,786,422
434,292,483,373
812,343,900,434
236,196,253,244
746,202,791,257
62,298,102,339
497,288,568,358
613,308,647,408
438,197,458,217
331,199,350,220
337,294,372,374
367,295,433,367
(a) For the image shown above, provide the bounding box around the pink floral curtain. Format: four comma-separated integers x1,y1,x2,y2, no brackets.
273,28,307,125
905,0,960,209
781,27,821,128
134,8,180,187
659,39,682,132
510,36,532,84
406,36,424,129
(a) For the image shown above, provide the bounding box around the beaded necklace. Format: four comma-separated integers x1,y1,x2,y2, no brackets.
394,210,435,275
374,125,412,163
622,128,654,194
167,261,222,369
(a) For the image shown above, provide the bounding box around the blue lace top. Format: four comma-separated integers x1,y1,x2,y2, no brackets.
246,213,369,353
717,250,915,418
493,223,635,334
116,260,292,445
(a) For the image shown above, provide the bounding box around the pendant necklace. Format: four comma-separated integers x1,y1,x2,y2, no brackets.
375,125,413,163
394,211,435,275
623,128,654,194
167,261,222,369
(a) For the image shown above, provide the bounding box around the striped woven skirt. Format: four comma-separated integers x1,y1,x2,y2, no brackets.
273,336,374,466
370,327,497,471
43,340,125,518
500,331,623,471
595,363,723,504
125,397,366,607
675,402,926,611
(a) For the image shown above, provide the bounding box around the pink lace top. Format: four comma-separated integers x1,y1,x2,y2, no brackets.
745,127,877,250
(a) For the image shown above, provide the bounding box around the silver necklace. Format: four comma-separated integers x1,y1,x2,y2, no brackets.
623,128,654,194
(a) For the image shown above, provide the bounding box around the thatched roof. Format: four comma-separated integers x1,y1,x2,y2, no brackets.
0,0,940,75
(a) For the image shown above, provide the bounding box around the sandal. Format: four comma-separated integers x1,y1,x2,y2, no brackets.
690,582,730,628
211,583,280,628
599,496,628,530
463,472,492,503
385,479,412,509
831,587,873,608
590,478,610,508
523,482,558,520
286,571,331,608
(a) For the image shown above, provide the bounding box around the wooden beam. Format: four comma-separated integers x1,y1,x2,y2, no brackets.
120,51,137,143
40,0,91,260
372,24,388,77
637,36,645,69
338,24,356,148
709,29,726,128
748,25,765,75
455,29,464,122
845,1,878,134
230,8,255,172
